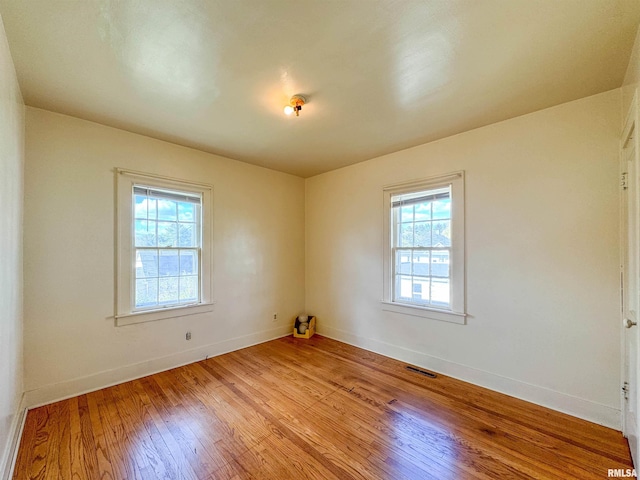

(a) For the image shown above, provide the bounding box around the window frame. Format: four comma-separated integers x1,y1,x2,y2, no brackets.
382,171,466,325
115,169,214,326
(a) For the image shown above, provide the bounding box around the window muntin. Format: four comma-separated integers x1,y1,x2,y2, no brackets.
392,186,452,308
133,186,202,310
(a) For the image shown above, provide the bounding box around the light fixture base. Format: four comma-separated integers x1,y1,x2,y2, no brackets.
290,95,306,107
286,94,307,117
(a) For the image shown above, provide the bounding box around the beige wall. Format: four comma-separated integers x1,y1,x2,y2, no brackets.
0,14,24,479
623,24,640,116
23,108,305,405
306,89,622,428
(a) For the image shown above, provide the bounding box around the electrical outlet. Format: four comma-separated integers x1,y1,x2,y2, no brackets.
273,313,277,322
186,331,192,341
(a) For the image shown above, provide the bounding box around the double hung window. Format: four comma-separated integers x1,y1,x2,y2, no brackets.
383,172,465,324
391,187,452,308
116,169,213,325
133,186,201,310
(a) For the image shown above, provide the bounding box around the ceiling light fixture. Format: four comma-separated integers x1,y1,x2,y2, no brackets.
284,95,306,117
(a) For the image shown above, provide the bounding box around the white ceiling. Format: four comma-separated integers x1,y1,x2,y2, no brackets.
1,1,639,177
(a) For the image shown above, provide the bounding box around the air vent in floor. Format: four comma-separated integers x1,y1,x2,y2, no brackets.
406,365,437,378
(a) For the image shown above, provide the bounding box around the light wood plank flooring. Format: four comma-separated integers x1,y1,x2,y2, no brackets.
13,335,632,479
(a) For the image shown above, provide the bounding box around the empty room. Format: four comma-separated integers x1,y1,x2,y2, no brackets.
2,1,640,479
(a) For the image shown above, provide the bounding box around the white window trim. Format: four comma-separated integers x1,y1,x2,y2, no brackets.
382,171,466,325
115,168,214,326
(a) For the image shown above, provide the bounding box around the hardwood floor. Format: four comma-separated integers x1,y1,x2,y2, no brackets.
13,335,632,479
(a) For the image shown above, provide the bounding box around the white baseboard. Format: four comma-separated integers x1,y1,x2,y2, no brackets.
24,325,292,409
319,325,621,430
0,393,27,480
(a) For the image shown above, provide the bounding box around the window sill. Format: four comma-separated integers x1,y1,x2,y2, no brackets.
380,301,466,325
115,302,215,326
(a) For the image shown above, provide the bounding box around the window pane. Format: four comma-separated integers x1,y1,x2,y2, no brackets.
135,220,156,247
159,250,179,276
414,202,431,221
432,198,451,220
396,275,413,300
179,275,199,302
134,195,148,219
400,205,413,222
157,199,177,221
399,223,413,247
412,251,430,276
178,202,195,221
433,220,451,247
396,250,412,275
157,222,178,247
414,222,432,247
413,278,430,304
431,250,450,278
158,277,179,305
147,198,157,220
135,250,158,278
431,277,450,306
179,250,198,275
148,221,158,246
135,278,158,308
178,223,197,247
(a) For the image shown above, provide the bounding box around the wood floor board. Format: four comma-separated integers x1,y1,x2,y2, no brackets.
152,369,250,469
139,376,228,478
107,384,164,479
304,336,625,457
369,369,627,471
355,364,620,477
91,390,135,480
43,404,62,480
184,363,275,450
53,400,71,480
236,434,343,480
257,342,355,391
28,404,51,479
347,377,610,477
84,394,117,480
298,335,630,466
315,388,512,480
153,372,249,471
200,359,375,480
13,335,632,480
204,457,253,480
211,349,527,480
211,348,338,421
128,379,201,480
99,388,146,480
224,347,338,408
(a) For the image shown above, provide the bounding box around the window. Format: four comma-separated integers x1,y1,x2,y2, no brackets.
133,186,201,309
392,186,453,307
383,172,465,324
116,169,213,326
